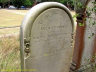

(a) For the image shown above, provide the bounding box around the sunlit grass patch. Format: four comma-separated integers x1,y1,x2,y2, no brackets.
0,9,24,28
10,10,29,13
0,27,20,36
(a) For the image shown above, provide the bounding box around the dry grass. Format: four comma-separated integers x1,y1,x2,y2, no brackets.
10,10,29,13
0,27,20,36
0,36,20,71
0,9,75,28
0,9,24,28
0,9,76,35
0,9,22,72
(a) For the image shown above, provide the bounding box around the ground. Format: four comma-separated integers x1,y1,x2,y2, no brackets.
0,9,25,27
0,9,76,71
0,9,76,35
0,9,28,70
0,9,27,35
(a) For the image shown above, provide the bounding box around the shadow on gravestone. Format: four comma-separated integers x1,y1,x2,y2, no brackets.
20,2,75,72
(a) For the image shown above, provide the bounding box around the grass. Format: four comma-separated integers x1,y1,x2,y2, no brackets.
0,36,20,72
0,9,25,28
0,9,28,71
0,9,76,35
0,27,20,36
0,9,76,28
10,10,29,13
0,9,75,28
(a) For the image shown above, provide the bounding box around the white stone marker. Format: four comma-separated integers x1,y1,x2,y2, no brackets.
20,2,74,72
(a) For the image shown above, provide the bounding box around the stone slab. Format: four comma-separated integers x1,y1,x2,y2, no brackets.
80,0,96,67
20,2,74,72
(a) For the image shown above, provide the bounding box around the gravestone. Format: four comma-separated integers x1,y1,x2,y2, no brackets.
71,0,96,71
80,0,96,67
20,2,74,72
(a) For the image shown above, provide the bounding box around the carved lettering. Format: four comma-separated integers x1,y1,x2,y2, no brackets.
41,25,66,30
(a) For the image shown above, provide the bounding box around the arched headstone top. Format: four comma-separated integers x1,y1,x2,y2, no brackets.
20,2,75,72
21,2,74,39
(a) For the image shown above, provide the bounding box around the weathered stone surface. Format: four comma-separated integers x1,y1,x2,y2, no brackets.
80,0,96,67
20,2,74,72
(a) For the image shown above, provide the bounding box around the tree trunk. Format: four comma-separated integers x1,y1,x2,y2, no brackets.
3,4,5,8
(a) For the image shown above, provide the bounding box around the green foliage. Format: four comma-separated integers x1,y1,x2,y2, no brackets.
12,0,32,8
12,0,22,8
29,0,34,5
88,33,94,39
73,0,96,26
41,0,73,5
77,1,83,8
22,0,32,7
73,0,96,41
60,0,68,5
73,14,80,18
0,0,7,4
0,0,2,2
79,23,84,26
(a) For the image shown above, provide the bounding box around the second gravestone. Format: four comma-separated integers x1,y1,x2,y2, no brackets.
20,2,74,72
